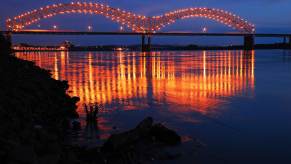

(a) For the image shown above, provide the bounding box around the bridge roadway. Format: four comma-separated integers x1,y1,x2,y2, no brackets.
2,30,291,37
2,30,291,51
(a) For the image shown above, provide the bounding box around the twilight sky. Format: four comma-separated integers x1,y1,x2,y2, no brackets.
1,0,291,45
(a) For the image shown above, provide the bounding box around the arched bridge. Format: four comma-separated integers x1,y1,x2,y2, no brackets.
6,2,255,33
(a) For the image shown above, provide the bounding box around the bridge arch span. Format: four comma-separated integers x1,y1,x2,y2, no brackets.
6,2,146,32
6,2,255,33
153,8,255,33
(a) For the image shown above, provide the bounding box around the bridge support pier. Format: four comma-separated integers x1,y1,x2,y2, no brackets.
147,36,151,51
244,35,254,50
141,35,146,52
141,35,152,52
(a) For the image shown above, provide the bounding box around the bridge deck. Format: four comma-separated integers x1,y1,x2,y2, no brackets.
1,31,291,37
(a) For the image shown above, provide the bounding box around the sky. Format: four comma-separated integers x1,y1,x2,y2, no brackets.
1,0,291,45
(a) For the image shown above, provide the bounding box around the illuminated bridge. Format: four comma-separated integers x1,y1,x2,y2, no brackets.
3,2,291,51
6,2,255,33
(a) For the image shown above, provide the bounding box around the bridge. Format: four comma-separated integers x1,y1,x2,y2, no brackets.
6,2,254,33
2,2,291,51
2,30,291,51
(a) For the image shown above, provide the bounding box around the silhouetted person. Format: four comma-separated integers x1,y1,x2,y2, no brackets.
85,103,99,122
84,104,100,140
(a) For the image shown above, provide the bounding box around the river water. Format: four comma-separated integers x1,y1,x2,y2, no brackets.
16,50,291,163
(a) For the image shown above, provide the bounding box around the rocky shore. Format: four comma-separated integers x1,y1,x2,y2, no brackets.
0,52,80,163
1,33,81,163
0,33,184,164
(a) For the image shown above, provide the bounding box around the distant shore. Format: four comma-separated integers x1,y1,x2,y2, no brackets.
12,43,291,52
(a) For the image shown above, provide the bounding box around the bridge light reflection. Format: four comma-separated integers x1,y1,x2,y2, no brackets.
16,51,255,116
15,51,255,137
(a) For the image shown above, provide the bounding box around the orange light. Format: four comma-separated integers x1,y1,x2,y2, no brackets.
59,46,66,50
6,4,255,33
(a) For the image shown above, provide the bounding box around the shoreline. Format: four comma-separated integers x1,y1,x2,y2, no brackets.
1,33,186,163
13,44,291,52
1,33,81,163
12,43,291,52
0,53,81,163
0,56,184,163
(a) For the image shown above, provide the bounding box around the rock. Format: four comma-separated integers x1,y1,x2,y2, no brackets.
101,117,154,153
0,33,12,54
136,117,153,130
71,96,80,103
0,55,80,164
72,120,81,130
8,145,38,164
101,117,182,163
34,124,43,130
38,154,60,164
150,123,181,146
59,80,69,90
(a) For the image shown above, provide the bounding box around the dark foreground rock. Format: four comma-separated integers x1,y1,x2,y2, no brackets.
0,32,12,54
0,54,79,164
76,117,182,164
102,117,181,153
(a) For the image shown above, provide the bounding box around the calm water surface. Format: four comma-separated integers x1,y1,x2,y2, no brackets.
16,50,291,163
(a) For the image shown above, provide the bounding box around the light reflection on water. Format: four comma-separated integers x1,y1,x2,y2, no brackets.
16,50,255,141
16,50,255,114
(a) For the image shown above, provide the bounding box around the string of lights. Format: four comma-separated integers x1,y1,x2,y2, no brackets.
6,2,255,33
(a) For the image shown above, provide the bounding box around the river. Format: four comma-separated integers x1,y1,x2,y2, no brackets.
16,50,291,163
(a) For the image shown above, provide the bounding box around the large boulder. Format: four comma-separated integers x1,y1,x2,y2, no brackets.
7,145,38,164
150,123,181,146
100,117,181,163
102,117,181,152
101,117,154,153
